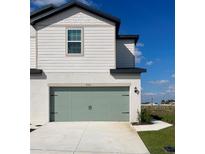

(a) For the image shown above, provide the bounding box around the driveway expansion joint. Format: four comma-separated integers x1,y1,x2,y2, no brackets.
74,122,90,152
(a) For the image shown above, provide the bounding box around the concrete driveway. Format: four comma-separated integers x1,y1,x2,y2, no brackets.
31,122,150,154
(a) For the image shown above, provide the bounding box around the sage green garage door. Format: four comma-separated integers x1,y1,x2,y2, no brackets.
50,87,129,121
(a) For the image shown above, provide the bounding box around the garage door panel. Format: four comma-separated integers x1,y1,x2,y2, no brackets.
70,91,93,121
110,102,129,121
109,92,129,121
50,87,129,121
50,89,72,121
70,88,110,121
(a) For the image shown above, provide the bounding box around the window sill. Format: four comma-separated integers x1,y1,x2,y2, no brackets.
66,53,84,57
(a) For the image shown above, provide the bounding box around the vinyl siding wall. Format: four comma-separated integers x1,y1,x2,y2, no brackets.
116,40,135,68
34,7,116,72
30,26,36,68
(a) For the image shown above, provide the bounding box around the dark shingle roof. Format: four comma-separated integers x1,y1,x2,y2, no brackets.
117,35,139,44
30,69,43,75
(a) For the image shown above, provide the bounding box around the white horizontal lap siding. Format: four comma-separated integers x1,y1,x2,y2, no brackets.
30,26,36,68
116,40,135,68
35,7,113,27
30,38,36,68
53,7,113,26
37,7,115,72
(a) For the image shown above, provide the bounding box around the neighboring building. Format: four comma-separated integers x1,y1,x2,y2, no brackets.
161,99,175,106
142,102,159,106
141,102,159,106
30,1,146,125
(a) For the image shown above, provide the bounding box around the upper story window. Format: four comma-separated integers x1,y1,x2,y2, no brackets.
67,28,83,54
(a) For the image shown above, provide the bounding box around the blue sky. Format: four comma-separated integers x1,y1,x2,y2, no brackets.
31,0,175,103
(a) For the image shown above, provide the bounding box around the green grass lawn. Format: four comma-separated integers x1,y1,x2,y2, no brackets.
139,106,175,154
142,106,175,124
161,114,175,124
138,125,175,154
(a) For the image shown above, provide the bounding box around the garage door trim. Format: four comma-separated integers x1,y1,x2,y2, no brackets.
49,86,130,122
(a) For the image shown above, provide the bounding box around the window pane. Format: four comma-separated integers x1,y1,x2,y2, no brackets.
68,42,81,53
68,30,73,41
68,30,81,41
76,30,81,40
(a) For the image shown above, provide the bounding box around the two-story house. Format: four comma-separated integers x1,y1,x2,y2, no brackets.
30,1,146,125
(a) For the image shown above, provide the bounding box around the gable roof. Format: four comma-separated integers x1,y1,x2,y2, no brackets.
30,1,121,33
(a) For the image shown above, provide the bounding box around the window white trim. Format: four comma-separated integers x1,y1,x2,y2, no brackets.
66,27,84,56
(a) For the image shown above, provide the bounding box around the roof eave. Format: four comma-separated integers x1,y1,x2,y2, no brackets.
30,69,43,75
117,35,139,44
110,68,147,74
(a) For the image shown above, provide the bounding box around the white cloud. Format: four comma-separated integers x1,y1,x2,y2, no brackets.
159,92,166,95
142,92,157,96
135,48,143,64
143,92,168,96
77,0,97,6
149,80,169,84
172,73,175,78
142,84,175,103
142,91,172,97
166,85,175,93
144,58,160,66
136,42,144,47
31,0,67,6
135,42,144,64
145,61,153,66
31,0,97,7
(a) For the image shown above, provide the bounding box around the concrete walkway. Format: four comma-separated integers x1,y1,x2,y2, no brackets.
31,122,150,154
132,120,172,132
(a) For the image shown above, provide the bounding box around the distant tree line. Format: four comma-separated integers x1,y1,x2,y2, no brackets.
142,99,175,105
161,99,175,104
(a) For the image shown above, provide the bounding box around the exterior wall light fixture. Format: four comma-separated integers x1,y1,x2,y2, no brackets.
134,87,140,94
